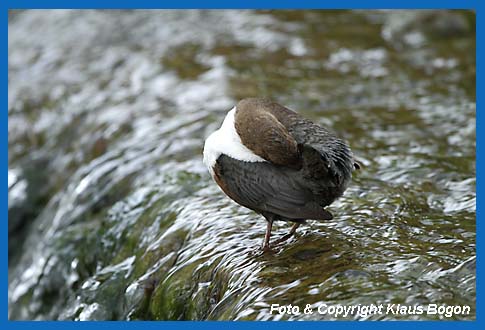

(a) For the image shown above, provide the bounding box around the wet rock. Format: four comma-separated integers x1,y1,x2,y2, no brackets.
382,10,473,48
8,155,52,264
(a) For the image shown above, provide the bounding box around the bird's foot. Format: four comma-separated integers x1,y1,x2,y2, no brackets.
273,223,300,245
273,232,295,245
261,242,275,253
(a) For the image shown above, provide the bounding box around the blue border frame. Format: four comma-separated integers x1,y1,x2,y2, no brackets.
4,1,479,329
1,0,480,9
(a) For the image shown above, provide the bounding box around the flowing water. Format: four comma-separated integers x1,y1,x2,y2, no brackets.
8,10,475,320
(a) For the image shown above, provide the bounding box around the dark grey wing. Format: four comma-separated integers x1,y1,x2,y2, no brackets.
214,155,333,221
288,120,354,189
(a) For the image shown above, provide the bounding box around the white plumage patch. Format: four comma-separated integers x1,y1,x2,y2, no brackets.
203,107,266,176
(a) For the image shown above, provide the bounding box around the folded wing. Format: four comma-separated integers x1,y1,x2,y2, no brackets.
214,155,333,221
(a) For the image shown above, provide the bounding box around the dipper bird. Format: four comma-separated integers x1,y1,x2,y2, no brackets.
203,98,359,250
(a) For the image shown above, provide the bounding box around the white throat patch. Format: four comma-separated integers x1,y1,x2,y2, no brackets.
203,107,266,175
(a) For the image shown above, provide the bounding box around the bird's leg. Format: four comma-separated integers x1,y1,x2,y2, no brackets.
262,217,273,251
274,223,300,244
